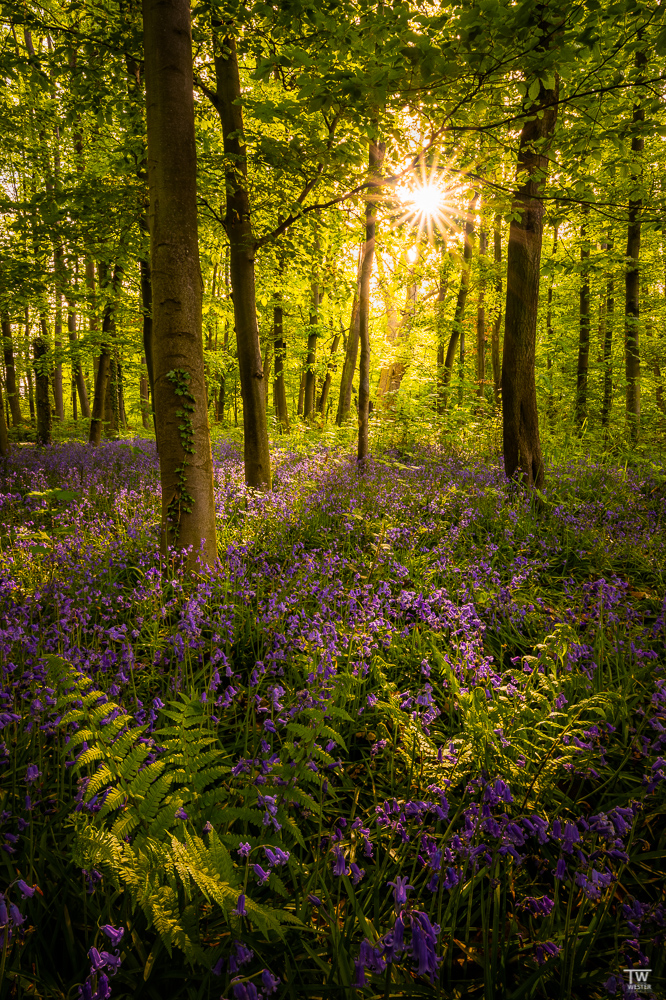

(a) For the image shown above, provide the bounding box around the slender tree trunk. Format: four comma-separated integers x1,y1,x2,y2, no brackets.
357,139,385,468
34,326,52,447
67,296,90,419
602,265,614,428
378,248,419,408
89,263,121,445
53,248,65,421
140,360,150,429
545,222,558,425
297,369,306,417
0,378,8,457
575,207,590,429
317,325,341,419
1,315,22,426
625,51,644,443
476,227,486,399
375,250,400,401
262,337,273,414
436,244,450,414
143,0,218,563
139,250,157,441
491,213,502,408
24,309,35,423
502,74,559,487
212,30,270,489
336,251,362,425
303,258,320,420
273,289,290,432
643,278,666,420
443,193,478,402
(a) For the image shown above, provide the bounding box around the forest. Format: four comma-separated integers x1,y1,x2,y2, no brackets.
0,0,665,998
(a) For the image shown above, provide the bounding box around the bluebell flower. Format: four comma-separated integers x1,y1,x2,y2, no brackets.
350,863,365,885
387,875,413,908
16,880,35,898
101,925,124,947
232,893,246,916
261,968,280,995
252,864,270,884
332,848,347,876
175,807,188,821
237,842,251,858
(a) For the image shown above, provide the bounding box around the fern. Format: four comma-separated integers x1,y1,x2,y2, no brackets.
54,659,304,967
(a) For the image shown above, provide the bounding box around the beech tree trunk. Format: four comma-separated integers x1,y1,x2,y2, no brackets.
378,248,419,409
601,271,614,428
357,139,385,468
0,379,8,457
143,0,218,563
491,213,502,407
435,244,450,414
625,51,644,443
273,290,290,432
545,222,558,425
212,30,270,489
34,327,52,447
336,251,362,425
502,75,559,487
317,326,341,419
442,193,478,402
476,228,486,399
24,309,35,423
303,252,320,420
2,315,22,426
89,264,122,445
575,208,590,429
53,248,65,421
68,298,90,419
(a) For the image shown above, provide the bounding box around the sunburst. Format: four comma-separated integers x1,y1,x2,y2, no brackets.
392,155,464,244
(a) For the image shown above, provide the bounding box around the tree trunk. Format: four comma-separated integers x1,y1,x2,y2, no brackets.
68,297,91,419
601,270,614,428
24,309,35,423
575,207,590,429
357,139,385,468
490,213,503,409
53,248,65,421
34,327,52,447
442,193,478,402
502,75,559,487
336,253,362,426
139,246,157,441
317,326,341,420
625,51,644,443
273,290,290,432
89,264,121,445
143,0,218,563
212,30,270,489
435,244,450,414
0,378,8,457
140,360,150,429
303,264,320,420
476,227,486,399
297,369,306,417
262,337,273,413
1,315,22,426
378,248,419,408
545,222,558,425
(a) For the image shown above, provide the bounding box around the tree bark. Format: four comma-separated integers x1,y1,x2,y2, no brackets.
24,308,35,423
357,139,385,469
143,0,218,563
0,378,8,457
89,263,121,445
2,315,22,426
34,325,52,447
53,248,65,421
476,227,487,399
273,289,290,432
442,193,478,403
545,222,558,425
317,325,341,420
502,74,559,487
336,252,362,425
435,244,451,414
625,50,644,443
212,30,270,489
67,296,91,419
491,213,502,408
575,207,590,429
601,270,614,428
303,240,320,420
378,248,419,408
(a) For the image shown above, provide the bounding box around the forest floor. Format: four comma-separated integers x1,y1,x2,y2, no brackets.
0,433,664,1000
